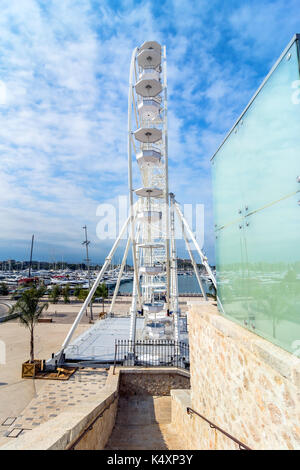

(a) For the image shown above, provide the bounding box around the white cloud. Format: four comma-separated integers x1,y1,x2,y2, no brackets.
0,0,298,262
228,0,299,62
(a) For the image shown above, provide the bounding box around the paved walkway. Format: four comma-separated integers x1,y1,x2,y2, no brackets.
105,395,183,450
0,368,107,443
0,321,89,423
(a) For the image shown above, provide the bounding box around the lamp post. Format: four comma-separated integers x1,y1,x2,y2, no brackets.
28,235,34,278
82,226,93,322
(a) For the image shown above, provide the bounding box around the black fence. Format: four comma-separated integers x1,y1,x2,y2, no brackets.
114,339,189,370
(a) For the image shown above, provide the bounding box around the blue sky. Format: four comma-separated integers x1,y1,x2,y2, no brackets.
0,0,299,264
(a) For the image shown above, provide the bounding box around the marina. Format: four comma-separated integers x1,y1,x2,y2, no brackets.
0,268,212,294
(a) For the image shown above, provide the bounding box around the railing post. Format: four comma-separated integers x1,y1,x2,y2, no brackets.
113,341,117,375
114,339,189,370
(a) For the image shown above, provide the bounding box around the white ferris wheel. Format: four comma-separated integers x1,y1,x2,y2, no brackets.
127,41,179,343
125,41,216,345
53,41,216,366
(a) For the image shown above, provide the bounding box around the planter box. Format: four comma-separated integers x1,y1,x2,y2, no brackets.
22,360,42,378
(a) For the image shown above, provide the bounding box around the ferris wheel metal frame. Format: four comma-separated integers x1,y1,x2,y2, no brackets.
127,42,175,343
51,41,217,366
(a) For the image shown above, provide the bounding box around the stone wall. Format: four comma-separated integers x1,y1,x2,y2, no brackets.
70,370,119,450
183,301,300,450
170,390,195,450
119,368,190,396
71,396,118,450
170,389,240,450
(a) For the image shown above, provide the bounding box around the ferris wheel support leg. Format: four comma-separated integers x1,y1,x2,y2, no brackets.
109,236,132,316
174,201,217,290
170,193,180,342
129,267,140,345
52,215,131,364
181,220,208,301
129,220,142,345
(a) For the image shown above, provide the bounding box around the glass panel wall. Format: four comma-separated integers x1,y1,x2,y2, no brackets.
212,37,300,353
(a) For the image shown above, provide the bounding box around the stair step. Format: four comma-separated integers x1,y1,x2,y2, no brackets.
105,395,181,450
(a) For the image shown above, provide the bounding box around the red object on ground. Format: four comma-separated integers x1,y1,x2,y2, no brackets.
18,277,39,284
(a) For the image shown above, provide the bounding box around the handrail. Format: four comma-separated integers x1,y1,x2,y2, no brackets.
187,407,252,450
68,393,118,450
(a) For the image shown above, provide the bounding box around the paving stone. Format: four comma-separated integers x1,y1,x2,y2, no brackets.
2,368,108,441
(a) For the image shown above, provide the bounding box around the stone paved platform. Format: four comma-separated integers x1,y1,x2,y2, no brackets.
105,395,183,450
0,368,107,444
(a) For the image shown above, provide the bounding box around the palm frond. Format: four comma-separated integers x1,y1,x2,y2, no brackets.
11,286,48,328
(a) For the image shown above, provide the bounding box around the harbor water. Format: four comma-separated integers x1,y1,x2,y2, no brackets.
118,273,212,295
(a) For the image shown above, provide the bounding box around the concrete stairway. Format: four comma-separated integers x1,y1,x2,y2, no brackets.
105,395,183,450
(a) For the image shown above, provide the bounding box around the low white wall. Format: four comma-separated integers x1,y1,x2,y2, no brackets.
1,370,119,451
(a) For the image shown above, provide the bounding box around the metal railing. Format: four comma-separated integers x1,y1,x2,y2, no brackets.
68,393,118,450
113,339,189,372
187,407,252,450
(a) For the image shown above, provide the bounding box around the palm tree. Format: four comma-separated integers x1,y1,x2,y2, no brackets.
74,286,81,300
95,283,108,316
50,285,61,304
78,289,88,301
62,284,70,304
0,282,9,295
10,286,48,363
